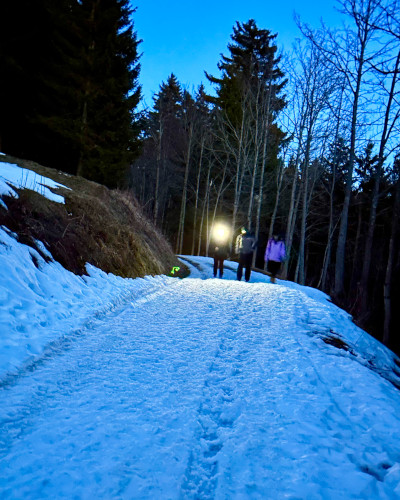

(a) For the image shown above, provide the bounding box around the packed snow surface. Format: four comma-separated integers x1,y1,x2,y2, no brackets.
1,164,400,498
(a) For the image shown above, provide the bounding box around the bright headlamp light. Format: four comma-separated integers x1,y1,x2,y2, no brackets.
212,223,231,244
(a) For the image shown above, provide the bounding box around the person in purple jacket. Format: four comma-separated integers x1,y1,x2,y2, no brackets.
264,233,286,283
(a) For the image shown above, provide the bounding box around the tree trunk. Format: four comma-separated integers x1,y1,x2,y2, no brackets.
334,73,362,298
176,122,193,253
247,85,262,229
319,155,338,292
197,160,212,256
191,137,205,255
231,105,247,239
212,159,229,222
255,84,272,246
268,160,285,240
76,98,88,177
298,129,312,285
282,135,304,279
383,170,400,345
153,118,163,223
349,202,363,298
77,1,98,177
318,83,344,292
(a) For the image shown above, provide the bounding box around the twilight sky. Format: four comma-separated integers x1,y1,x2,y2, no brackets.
132,0,344,108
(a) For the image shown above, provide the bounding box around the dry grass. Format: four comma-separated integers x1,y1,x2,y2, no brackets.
0,155,188,279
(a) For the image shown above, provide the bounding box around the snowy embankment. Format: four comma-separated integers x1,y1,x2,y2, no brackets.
0,161,169,379
0,224,170,380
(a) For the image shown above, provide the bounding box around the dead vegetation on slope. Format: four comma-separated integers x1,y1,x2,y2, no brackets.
0,155,188,279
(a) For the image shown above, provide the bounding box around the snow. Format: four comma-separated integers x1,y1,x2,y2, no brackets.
1,166,400,498
0,161,69,205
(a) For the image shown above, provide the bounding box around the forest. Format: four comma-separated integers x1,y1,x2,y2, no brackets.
0,0,399,354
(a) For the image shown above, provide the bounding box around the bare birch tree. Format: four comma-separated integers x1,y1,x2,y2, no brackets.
384,157,400,345
191,134,206,255
299,0,389,298
318,83,348,291
360,1,400,314
281,41,338,283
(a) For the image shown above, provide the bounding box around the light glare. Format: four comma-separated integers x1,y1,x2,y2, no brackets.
212,223,230,243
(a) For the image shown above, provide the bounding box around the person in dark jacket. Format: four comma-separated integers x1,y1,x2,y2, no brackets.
209,223,231,278
264,233,286,283
211,241,230,278
235,227,257,282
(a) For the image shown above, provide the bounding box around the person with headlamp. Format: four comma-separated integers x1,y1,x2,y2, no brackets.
210,223,231,278
235,227,257,282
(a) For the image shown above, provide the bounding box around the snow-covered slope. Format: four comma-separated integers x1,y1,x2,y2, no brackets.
1,166,400,498
0,161,69,206
0,224,170,380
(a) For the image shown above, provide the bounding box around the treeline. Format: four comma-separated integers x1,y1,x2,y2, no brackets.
131,3,400,354
1,1,399,353
0,0,141,188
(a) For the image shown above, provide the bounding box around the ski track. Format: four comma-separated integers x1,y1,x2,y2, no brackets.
1,273,400,498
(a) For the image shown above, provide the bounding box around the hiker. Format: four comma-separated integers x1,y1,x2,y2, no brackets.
235,227,257,282
210,223,231,278
211,241,230,278
264,233,286,283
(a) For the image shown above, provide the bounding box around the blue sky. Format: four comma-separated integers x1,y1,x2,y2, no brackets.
132,0,343,108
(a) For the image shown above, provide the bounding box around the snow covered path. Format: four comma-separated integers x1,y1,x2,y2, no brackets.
1,260,400,499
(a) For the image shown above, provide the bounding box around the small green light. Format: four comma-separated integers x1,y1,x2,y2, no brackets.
171,266,180,274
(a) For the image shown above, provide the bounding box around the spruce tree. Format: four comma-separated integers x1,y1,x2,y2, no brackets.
0,0,56,159
151,74,182,125
148,74,184,226
74,0,142,187
206,19,286,127
0,0,142,188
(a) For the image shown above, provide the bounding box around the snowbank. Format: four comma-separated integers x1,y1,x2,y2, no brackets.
0,225,171,380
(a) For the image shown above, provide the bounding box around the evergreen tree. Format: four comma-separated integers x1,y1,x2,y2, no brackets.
74,0,142,187
206,19,286,126
355,142,379,191
33,0,84,173
0,0,60,160
0,0,142,188
145,74,184,225
152,74,182,120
